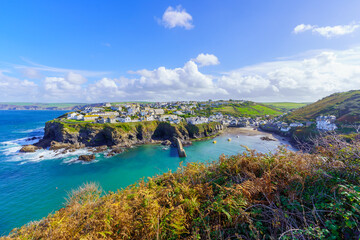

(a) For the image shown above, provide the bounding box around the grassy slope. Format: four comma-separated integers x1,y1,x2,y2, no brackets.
284,90,360,122
5,139,360,239
212,102,283,117
262,102,310,112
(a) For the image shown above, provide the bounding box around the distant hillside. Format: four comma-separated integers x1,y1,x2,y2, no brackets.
210,102,283,117
284,90,360,123
262,102,310,112
0,102,87,110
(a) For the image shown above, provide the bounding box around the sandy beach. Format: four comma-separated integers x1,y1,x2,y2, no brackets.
224,126,273,137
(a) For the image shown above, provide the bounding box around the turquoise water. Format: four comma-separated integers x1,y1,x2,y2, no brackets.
0,111,293,235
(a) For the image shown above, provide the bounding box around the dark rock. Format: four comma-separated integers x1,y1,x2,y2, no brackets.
107,147,124,157
49,141,71,150
260,136,276,141
92,145,108,153
161,140,172,146
182,140,192,146
78,154,95,162
26,136,40,141
19,145,39,153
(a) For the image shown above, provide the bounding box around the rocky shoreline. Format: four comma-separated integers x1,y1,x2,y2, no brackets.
19,120,225,161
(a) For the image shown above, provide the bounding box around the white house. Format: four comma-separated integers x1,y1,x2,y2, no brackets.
118,116,132,123
290,122,304,128
97,112,119,117
98,117,116,124
280,123,290,132
67,113,84,120
146,115,154,121
154,109,165,115
316,115,337,131
186,117,208,125
83,115,99,121
173,111,183,115
67,112,77,119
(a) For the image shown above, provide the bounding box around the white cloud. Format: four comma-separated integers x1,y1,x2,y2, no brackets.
86,78,126,101
66,72,87,85
42,72,87,101
160,5,194,30
194,53,220,67
124,59,226,100
293,22,360,38
2,49,360,102
293,24,313,34
0,71,38,101
20,68,42,79
221,48,360,101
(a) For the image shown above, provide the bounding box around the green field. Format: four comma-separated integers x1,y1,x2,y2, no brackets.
211,102,283,117
262,102,310,111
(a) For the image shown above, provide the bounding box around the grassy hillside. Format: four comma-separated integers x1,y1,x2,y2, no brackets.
284,90,360,123
211,102,283,117
5,138,360,239
262,102,310,112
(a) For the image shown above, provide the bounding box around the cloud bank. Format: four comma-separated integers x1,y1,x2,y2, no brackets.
294,22,360,38
1,48,360,102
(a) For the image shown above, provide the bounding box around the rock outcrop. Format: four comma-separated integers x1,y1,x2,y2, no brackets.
19,145,39,153
161,140,172,146
31,120,224,155
174,137,186,157
78,154,96,162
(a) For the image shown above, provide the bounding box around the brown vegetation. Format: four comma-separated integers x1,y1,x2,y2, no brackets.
3,137,360,239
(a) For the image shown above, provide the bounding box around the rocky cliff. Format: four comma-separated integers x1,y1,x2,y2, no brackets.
33,120,223,151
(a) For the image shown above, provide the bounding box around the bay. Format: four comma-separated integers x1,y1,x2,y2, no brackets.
0,110,293,235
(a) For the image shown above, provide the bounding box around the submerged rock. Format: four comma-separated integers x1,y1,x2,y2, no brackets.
78,154,96,162
107,147,125,157
20,145,39,153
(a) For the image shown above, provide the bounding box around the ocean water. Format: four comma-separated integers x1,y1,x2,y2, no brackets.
0,110,293,235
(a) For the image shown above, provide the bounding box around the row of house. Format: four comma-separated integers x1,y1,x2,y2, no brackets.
259,115,337,133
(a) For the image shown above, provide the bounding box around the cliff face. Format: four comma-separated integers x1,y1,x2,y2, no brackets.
35,120,223,149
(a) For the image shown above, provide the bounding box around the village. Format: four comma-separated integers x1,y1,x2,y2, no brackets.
66,101,338,133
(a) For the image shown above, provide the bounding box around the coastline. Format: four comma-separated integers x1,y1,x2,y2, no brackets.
19,124,297,161
224,126,298,150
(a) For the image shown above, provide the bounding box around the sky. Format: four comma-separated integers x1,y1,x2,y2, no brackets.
0,0,360,103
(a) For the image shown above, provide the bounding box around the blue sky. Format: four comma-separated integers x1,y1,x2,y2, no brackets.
1,0,360,102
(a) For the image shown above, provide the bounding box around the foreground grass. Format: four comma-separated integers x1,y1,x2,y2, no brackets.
3,139,360,239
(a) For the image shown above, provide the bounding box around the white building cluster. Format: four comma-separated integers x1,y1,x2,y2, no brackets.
316,115,337,131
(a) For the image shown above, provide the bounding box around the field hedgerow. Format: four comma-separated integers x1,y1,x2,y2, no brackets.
3,138,360,239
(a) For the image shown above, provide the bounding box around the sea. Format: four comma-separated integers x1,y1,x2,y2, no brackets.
0,110,294,235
